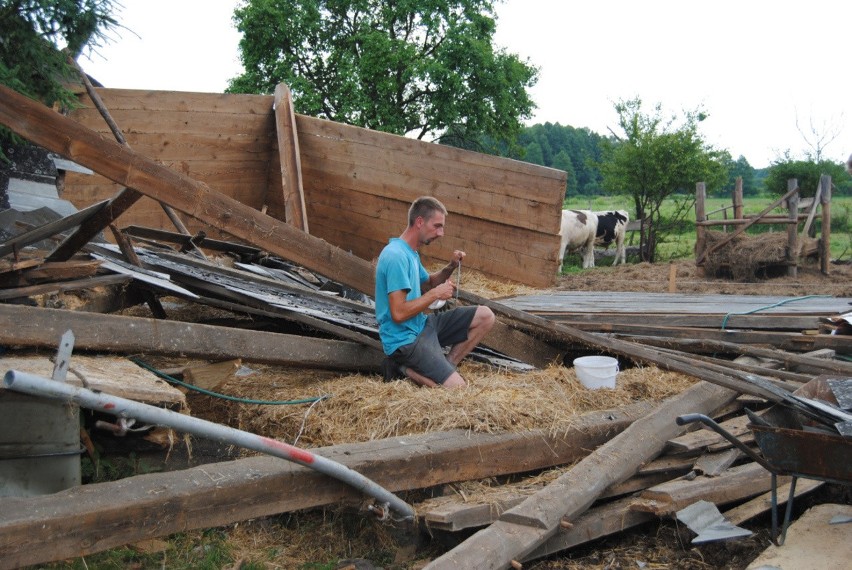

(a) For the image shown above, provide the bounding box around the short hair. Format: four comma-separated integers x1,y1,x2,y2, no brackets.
408,196,447,227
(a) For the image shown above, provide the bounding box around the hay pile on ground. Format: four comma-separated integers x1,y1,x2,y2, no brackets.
702,232,817,281
197,362,696,451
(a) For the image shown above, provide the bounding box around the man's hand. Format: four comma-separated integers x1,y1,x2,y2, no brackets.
449,250,466,268
433,279,456,300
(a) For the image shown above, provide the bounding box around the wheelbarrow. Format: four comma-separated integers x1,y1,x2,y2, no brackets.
675,412,852,545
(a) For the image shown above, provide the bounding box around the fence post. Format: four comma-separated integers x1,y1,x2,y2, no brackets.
786,179,799,277
695,182,706,275
733,177,744,220
820,175,832,275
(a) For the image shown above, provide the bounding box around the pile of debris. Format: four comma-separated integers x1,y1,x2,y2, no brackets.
1,80,851,568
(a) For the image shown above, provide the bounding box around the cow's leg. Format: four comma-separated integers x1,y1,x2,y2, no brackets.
615,233,625,265
583,236,595,268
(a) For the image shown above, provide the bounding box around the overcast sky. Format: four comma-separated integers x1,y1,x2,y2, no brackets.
80,0,851,168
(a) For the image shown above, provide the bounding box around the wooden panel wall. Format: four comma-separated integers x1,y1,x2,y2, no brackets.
65,89,277,241
64,89,565,287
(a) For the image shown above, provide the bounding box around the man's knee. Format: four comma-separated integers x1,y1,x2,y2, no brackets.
473,306,495,330
442,372,466,388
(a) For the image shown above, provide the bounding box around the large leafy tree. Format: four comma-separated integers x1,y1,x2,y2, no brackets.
229,0,538,143
0,0,119,159
600,97,728,262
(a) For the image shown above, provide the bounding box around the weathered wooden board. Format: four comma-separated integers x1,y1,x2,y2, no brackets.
501,291,852,316
0,303,384,372
0,354,185,406
630,462,784,516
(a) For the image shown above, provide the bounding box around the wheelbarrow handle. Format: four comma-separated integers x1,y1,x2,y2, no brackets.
676,413,772,470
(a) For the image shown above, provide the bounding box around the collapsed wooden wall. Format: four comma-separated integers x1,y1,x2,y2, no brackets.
64,89,566,287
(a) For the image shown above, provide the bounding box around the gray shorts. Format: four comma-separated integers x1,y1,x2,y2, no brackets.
390,306,477,385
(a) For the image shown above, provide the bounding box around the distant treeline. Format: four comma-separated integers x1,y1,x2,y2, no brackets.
445,122,773,199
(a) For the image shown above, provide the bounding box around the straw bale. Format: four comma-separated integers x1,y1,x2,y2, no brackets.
207,363,695,451
702,232,817,281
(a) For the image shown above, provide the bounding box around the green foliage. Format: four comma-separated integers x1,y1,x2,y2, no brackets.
0,0,119,158
483,121,604,197
763,157,851,198
41,529,237,570
599,97,728,262
229,0,538,145
81,451,160,484
717,154,759,197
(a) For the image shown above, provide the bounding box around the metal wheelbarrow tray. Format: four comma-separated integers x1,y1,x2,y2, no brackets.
749,423,852,484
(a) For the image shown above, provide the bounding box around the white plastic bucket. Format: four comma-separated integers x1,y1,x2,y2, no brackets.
573,356,619,389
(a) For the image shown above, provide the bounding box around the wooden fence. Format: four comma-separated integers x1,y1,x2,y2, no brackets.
694,176,833,276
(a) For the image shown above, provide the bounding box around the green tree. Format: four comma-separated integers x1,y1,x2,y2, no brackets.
551,149,575,198
0,0,119,158
229,0,538,145
717,154,758,197
599,97,728,262
763,156,850,198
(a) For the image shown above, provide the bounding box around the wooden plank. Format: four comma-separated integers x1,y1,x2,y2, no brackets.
0,303,384,371
79,88,275,114
724,478,824,525
0,259,102,287
0,354,185,406
300,152,561,234
297,114,566,205
424,381,737,569
272,84,308,232
626,336,852,376
502,291,852,315
524,496,655,562
0,199,108,257
629,462,784,516
0,402,653,569
666,414,752,453
420,470,678,533
693,448,741,476
637,454,699,475
306,189,559,269
542,313,821,331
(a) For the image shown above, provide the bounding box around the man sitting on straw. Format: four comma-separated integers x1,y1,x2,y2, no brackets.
374,196,495,389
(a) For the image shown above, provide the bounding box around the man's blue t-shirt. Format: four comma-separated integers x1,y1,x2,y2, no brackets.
375,238,429,355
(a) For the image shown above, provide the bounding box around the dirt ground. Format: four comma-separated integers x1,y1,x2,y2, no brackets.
553,258,852,298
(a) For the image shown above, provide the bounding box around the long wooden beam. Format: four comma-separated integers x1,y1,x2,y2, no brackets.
273,83,309,232
0,402,653,569
0,303,383,371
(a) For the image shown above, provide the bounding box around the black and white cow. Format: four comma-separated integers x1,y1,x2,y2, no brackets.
593,210,629,265
558,209,598,269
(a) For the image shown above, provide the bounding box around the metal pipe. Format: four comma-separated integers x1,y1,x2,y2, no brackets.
3,369,415,520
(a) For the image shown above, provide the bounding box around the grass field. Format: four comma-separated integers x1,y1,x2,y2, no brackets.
566,193,851,262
